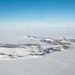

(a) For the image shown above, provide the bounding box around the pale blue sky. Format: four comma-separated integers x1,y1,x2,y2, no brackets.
0,0,75,27
0,0,75,43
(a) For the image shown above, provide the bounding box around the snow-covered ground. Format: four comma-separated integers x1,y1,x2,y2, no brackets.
0,36,75,75
0,47,75,75
0,36,74,60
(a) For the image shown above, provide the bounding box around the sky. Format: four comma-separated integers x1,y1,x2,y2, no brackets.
0,0,75,27
0,0,75,43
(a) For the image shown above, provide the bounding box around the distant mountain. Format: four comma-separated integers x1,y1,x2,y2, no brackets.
58,37,70,42
0,36,75,60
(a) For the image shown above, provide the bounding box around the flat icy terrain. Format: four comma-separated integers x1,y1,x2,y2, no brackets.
0,36,75,75
0,48,75,75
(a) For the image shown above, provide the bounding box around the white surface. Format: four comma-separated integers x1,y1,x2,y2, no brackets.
0,37,75,75
0,48,75,75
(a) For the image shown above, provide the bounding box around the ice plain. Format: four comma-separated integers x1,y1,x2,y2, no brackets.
0,36,75,75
